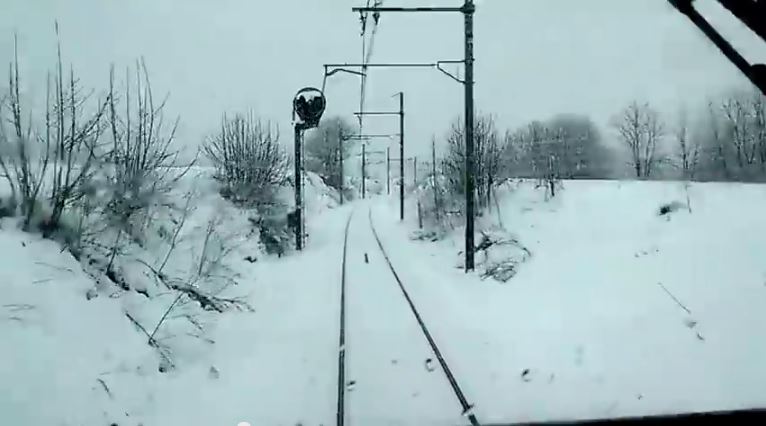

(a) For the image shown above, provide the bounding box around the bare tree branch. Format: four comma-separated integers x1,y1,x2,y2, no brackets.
612,101,665,178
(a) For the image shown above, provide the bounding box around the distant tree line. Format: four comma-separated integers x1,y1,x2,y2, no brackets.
610,88,766,182
436,86,766,190
417,84,766,231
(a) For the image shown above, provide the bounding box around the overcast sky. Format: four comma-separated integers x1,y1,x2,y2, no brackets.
1,0,765,161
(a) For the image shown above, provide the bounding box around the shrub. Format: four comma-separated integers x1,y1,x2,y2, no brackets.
203,112,288,208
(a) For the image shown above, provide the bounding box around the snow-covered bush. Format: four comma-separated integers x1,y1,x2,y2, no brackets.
203,112,288,208
100,61,195,243
48,59,200,300
455,227,532,282
249,206,292,256
202,112,293,257
63,61,245,324
1,33,254,377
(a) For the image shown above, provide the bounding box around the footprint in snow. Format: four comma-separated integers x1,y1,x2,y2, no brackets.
521,368,532,382
208,366,220,380
425,358,436,372
683,318,705,340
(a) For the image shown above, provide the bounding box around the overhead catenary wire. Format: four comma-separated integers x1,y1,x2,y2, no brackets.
358,2,382,132
358,1,382,194
359,0,368,133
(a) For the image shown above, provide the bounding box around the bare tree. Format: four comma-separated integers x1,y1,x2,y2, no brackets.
522,121,548,178
0,34,49,228
546,114,612,179
500,129,523,177
441,114,502,211
755,94,766,168
612,101,665,178
696,90,766,181
203,112,287,207
0,31,109,234
502,121,554,180
303,116,355,190
719,90,766,180
503,120,558,181
478,116,502,207
91,59,195,279
539,126,564,198
695,100,731,181
104,60,195,231
46,28,110,235
511,122,564,197
674,108,700,180
721,96,754,170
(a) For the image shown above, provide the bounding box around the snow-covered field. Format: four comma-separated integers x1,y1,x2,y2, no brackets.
372,179,766,423
2,176,766,425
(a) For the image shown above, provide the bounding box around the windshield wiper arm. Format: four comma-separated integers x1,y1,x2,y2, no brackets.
668,0,766,96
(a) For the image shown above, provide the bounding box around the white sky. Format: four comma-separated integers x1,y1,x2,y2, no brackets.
1,0,765,159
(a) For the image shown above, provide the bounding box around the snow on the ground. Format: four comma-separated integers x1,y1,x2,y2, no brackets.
343,210,464,426
0,167,350,426
125,203,352,426
0,219,156,425
4,174,766,425
370,179,766,424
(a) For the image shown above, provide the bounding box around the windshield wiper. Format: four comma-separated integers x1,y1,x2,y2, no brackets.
668,0,766,96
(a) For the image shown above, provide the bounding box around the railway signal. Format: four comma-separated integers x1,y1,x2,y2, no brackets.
292,87,326,250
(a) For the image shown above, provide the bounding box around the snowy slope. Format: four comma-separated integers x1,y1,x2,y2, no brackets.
0,219,155,425
0,167,349,426
119,204,353,426
370,180,766,423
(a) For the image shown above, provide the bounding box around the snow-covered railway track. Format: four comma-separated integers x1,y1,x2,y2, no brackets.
335,205,479,426
335,210,354,426
366,208,482,426
334,206,480,426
